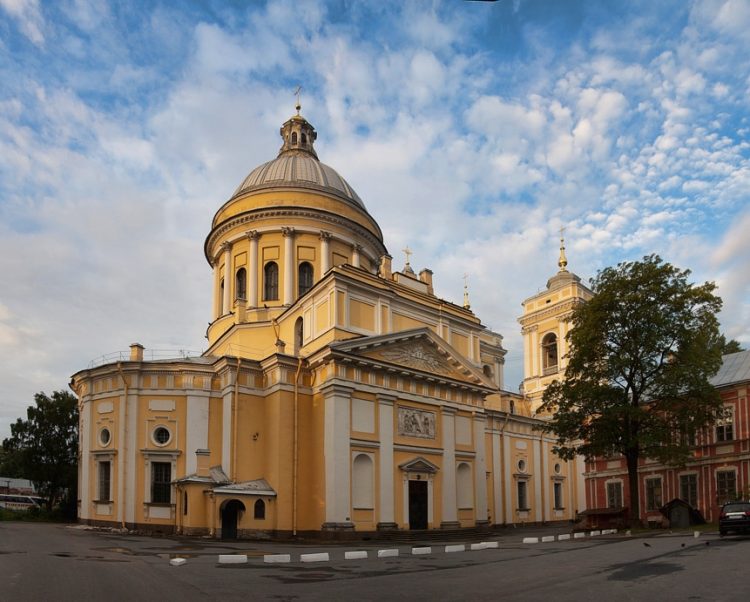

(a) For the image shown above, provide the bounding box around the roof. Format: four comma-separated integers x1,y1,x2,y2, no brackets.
231,153,366,212
212,478,276,497
711,349,750,388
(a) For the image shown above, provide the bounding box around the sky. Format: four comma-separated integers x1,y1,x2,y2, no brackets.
1,0,749,439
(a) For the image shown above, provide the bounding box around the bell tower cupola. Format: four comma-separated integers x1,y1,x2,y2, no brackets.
518,229,592,413
278,102,318,159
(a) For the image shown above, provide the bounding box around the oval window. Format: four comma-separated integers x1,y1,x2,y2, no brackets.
517,459,527,473
99,428,111,446
153,426,171,446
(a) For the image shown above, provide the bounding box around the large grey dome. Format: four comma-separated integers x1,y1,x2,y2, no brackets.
231,152,365,209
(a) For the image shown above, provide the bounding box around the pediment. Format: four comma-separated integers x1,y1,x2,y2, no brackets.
399,456,439,474
330,328,493,389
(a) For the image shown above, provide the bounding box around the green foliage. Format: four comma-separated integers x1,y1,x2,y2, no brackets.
540,255,724,520
1,390,79,518
719,336,744,355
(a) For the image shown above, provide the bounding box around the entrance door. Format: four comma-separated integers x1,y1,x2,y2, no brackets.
409,480,428,530
221,500,242,539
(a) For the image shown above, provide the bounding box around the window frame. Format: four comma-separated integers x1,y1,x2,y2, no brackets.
263,261,279,301
606,481,623,509
645,477,662,512
716,469,737,505
150,461,172,505
98,460,111,502
235,267,247,301
716,406,734,442
298,261,314,297
679,473,698,508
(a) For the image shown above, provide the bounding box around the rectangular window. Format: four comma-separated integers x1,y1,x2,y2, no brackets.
716,406,734,442
645,478,662,511
98,461,111,502
151,462,172,504
607,481,623,508
553,482,563,509
517,481,528,509
680,474,698,508
717,470,737,505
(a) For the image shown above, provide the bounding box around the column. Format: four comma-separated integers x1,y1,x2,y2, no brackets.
533,436,543,522
124,389,137,525
221,390,233,479
221,242,231,315
79,399,91,520
492,429,502,526
185,393,210,475
351,244,361,268
247,230,259,307
282,227,294,305
530,326,539,378
320,231,331,274
377,394,397,529
503,435,513,524
474,414,489,525
211,260,220,320
322,384,354,529
441,408,459,528
542,438,550,522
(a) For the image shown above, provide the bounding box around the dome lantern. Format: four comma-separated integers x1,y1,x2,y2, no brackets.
278,109,318,159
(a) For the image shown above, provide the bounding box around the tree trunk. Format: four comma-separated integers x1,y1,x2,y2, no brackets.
625,452,640,527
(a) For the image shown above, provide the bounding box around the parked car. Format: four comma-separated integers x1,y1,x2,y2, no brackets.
719,501,750,536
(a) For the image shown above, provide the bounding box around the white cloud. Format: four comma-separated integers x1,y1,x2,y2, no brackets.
0,0,44,45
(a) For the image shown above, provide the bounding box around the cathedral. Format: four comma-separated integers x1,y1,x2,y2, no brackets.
71,106,589,538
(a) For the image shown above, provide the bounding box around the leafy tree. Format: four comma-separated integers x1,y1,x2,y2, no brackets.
719,336,744,355
539,255,724,523
1,391,79,514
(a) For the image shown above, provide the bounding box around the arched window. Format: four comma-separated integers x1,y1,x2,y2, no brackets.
254,499,265,519
352,454,374,509
294,317,303,355
298,261,314,297
219,278,225,312
263,262,278,300
542,333,558,374
456,462,473,509
291,132,298,145
235,267,246,300
509,399,515,414
301,133,307,144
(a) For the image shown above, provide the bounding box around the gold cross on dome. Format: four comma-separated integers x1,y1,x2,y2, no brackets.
559,225,566,243
294,85,302,114
402,246,413,265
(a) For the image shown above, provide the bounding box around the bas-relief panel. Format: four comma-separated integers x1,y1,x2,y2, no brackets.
398,407,436,439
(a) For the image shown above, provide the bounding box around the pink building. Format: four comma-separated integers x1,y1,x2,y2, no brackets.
584,350,750,526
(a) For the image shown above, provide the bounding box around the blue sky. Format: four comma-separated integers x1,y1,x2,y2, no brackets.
1,0,749,438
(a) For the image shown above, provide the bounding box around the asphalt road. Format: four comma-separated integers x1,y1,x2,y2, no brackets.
1,522,748,601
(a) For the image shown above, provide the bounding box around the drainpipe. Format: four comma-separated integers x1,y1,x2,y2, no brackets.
116,362,129,530
293,357,304,536
232,357,241,482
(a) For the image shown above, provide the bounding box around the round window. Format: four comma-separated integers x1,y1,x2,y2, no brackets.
517,459,527,473
99,428,111,446
153,426,171,446
554,462,562,474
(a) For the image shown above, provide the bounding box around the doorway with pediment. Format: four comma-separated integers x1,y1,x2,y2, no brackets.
400,457,438,530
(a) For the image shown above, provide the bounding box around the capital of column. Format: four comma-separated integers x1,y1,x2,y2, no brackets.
376,392,397,405
319,230,332,241
220,241,232,253
441,406,457,416
281,226,295,237
246,230,259,240
352,243,363,252
319,383,355,398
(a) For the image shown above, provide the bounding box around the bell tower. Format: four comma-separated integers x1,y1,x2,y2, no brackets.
518,232,592,414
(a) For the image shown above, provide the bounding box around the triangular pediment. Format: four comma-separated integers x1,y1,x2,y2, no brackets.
399,456,439,474
330,328,493,390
